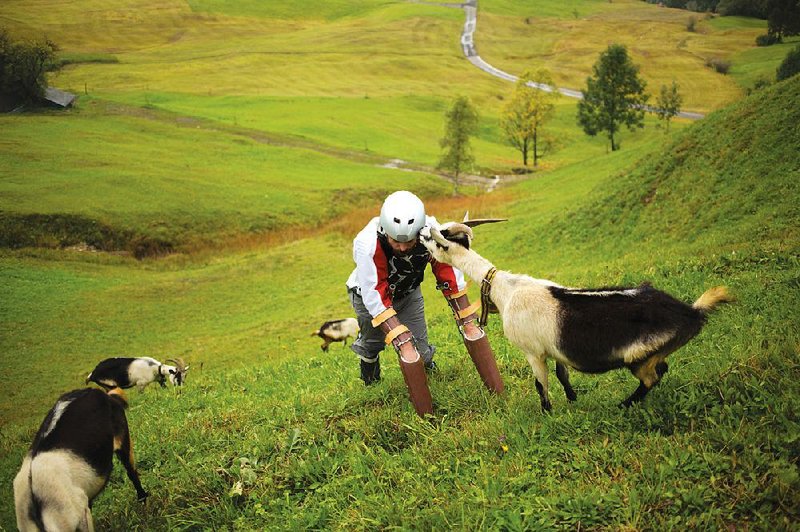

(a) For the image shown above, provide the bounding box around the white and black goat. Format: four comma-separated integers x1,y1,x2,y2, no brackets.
14,387,148,531
87,356,189,391
419,221,732,411
311,318,359,352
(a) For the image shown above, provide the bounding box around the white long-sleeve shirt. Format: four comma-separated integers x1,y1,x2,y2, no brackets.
346,216,467,318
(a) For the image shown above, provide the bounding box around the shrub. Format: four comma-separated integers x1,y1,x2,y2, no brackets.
687,16,697,32
777,44,800,81
705,57,731,74
756,33,782,46
130,235,175,259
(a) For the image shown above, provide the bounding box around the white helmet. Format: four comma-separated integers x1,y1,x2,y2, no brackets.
379,191,426,242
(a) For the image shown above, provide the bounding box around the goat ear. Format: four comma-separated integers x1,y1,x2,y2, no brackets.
439,223,473,249
429,227,452,248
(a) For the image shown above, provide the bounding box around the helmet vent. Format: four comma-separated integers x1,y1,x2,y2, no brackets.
393,217,401,223
408,219,414,224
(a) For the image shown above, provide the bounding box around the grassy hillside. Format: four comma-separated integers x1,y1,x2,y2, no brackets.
1,0,785,255
1,0,798,529
478,0,774,111
2,74,798,531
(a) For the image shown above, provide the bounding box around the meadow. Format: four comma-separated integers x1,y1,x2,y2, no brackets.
1,0,798,529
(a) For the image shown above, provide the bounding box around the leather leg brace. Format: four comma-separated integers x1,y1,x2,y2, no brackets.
377,312,434,417
398,357,434,417
447,293,504,395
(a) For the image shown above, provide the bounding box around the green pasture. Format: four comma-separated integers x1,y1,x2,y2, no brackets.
2,77,798,528
477,0,770,112
1,0,799,529
0,98,448,248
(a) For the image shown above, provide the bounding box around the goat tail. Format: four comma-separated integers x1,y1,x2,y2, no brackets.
693,286,734,313
311,330,320,337
86,372,93,384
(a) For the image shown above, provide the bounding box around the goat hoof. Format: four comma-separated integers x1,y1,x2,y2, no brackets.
137,491,149,502
566,391,578,402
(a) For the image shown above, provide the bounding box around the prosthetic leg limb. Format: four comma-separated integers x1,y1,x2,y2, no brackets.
377,311,434,417
446,292,504,394
398,355,434,417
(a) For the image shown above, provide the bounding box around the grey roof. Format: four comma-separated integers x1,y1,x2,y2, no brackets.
44,87,76,107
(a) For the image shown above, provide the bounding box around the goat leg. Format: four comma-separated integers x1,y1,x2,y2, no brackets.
115,434,148,501
622,358,670,407
535,380,552,412
555,362,577,402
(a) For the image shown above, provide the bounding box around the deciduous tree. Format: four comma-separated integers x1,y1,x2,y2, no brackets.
655,81,683,132
438,96,479,195
767,0,800,40
501,69,559,167
577,44,648,151
0,28,58,105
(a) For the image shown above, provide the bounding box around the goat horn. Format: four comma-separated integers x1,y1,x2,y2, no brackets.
463,218,508,227
164,358,187,371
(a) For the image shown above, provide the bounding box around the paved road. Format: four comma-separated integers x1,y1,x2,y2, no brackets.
453,1,704,120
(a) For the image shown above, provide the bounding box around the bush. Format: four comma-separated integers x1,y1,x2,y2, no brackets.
130,235,175,259
756,33,782,46
687,16,697,32
705,57,731,74
777,45,800,81
0,27,59,105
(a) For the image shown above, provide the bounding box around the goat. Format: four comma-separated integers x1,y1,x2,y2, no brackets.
13,387,148,531
87,356,189,391
311,318,359,352
419,221,733,411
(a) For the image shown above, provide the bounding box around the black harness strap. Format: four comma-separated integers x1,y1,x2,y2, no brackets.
479,267,498,327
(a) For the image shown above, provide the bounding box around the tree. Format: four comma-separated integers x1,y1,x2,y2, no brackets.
767,0,800,40
777,44,800,81
655,81,683,132
0,28,58,105
438,96,479,195
501,69,560,168
577,44,648,151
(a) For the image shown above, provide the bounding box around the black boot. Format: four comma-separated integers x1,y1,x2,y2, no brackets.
360,358,381,385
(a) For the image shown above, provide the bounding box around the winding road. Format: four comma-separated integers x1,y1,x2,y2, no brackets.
438,0,705,120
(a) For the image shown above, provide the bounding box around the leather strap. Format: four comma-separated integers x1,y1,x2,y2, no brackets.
457,300,481,320
479,267,498,327
371,307,397,327
384,324,410,345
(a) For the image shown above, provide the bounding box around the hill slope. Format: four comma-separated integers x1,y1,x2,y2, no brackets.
2,72,797,530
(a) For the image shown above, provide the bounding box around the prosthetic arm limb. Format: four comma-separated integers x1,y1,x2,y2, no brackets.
445,290,504,394
373,309,434,417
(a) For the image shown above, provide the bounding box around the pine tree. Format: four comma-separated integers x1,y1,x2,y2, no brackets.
438,96,479,195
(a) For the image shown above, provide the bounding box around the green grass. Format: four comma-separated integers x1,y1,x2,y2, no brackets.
2,76,799,530
186,0,391,21
476,0,772,113
1,1,798,529
729,36,800,89
0,98,449,250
